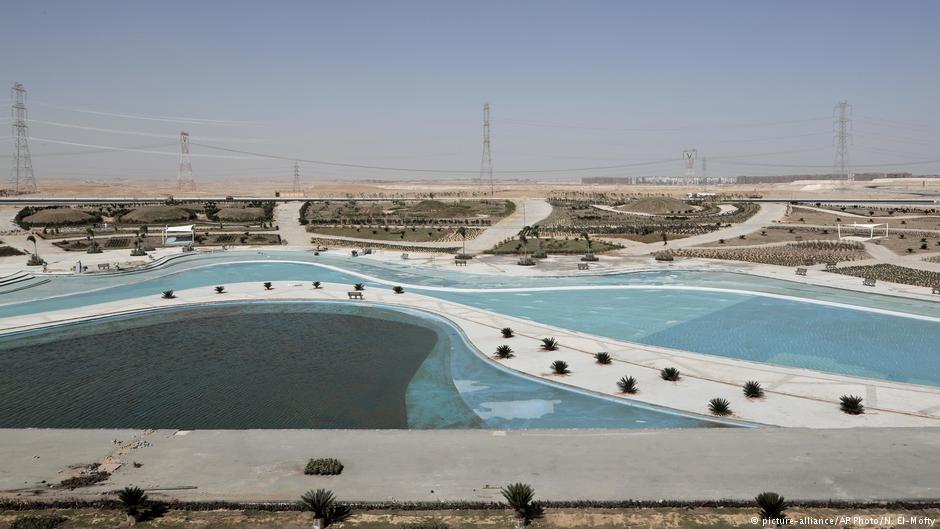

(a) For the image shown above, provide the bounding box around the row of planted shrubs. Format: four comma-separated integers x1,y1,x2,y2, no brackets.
161,282,408,299
492,328,865,417
10,484,797,529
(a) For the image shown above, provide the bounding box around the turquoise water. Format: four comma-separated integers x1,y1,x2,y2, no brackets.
0,302,708,429
1,250,938,389
433,289,940,387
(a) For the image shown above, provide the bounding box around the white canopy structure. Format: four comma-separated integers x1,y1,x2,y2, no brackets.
837,222,888,240
162,224,195,244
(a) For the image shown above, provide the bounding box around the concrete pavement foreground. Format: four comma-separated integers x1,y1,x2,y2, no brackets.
3,428,940,502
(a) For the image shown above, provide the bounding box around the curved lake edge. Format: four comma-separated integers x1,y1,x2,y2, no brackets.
0,299,733,429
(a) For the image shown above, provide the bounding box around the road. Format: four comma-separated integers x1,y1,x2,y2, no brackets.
463,198,553,253
4,428,939,502
617,202,788,255
274,199,554,254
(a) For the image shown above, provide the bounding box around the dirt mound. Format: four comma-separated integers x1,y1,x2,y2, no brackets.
23,208,94,225
618,197,695,215
407,200,473,217
121,206,193,223
215,207,265,221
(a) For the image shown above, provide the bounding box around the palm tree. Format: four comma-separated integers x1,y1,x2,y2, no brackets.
517,226,534,265
214,286,225,294
263,281,273,290
500,483,540,528
530,224,546,258
392,286,405,294
354,283,365,291
594,352,612,364
580,231,598,261
495,345,514,359
540,337,559,351
456,226,468,257
161,290,175,299
501,327,514,338
580,231,592,250
312,281,322,289
298,489,350,529
118,486,147,526
26,234,38,257
755,492,788,526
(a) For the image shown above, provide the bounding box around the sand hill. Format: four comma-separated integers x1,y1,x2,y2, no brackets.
120,206,193,223
23,208,94,225
617,197,695,215
216,207,266,221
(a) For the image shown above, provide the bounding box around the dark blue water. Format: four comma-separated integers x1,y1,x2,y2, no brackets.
0,302,710,429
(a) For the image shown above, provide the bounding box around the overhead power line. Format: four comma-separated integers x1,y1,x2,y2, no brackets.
495,116,831,133
30,120,269,143
710,158,940,169
855,115,940,134
29,138,259,159
191,142,681,174
709,146,832,160
31,101,267,126
0,141,176,159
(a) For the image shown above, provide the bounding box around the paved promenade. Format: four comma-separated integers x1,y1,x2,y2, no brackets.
2,279,938,428
3,428,940,501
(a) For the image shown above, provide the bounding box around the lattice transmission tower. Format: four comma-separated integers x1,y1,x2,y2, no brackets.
479,102,494,195
9,82,38,194
682,148,697,184
177,131,196,191
833,100,852,181
292,161,302,193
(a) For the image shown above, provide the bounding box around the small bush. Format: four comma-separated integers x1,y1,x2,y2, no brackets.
392,286,405,294
594,352,612,364
354,283,365,291
743,380,764,398
501,327,514,338
840,395,865,415
161,290,175,299
617,376,638,394
708,397,732,416
304,458,344,476
312,281,322,289
756,492,788,524
9,515,67,529
403,520,450,529
59,471,110,489
550,360,570,375
495,345,514,359
660,367,680,381
540,337,559,351
214,286,225,294
263,281,273,290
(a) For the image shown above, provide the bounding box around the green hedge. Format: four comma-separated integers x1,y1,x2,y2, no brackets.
304,458,344,475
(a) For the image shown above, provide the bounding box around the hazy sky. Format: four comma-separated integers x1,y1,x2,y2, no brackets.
3,0,940,183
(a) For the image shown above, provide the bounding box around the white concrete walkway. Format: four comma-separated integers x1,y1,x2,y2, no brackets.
616,203,788,255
